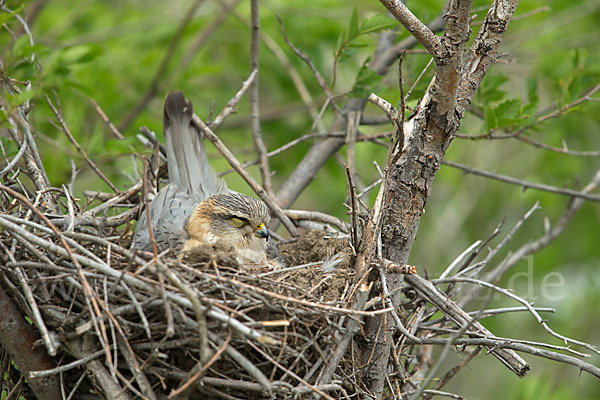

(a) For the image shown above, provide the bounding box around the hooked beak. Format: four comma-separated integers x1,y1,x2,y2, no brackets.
254,223,269,240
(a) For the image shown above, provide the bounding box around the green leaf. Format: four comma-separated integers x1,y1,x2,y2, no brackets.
350,57,383,98
495,98,523,127
477,74,508,104
360,15,397,35
60,44,103,66
572,49,581,69
11,35,39,60
527,77,538,105
347,7,359,41
7,90,35,108
566,75,582,103
484,105,497,131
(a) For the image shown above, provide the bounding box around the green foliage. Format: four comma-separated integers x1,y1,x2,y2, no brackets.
350,56,383,97
333,8,396,88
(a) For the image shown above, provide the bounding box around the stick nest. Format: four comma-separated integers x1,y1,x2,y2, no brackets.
0,187,362,399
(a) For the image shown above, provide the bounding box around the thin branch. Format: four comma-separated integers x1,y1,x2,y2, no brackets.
404,273,529,376
208,69,257,130
88,97,124,140
442,160,600,202
437,277,599,355
277,14,340,114
249,0,273,196
46,94,119,193
284,209,349,233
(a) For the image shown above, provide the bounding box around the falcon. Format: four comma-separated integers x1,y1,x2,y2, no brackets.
133,91,282,266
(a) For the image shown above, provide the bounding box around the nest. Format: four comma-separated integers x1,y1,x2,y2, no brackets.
0,184,368,399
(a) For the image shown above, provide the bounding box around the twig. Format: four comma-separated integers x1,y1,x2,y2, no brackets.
476,169,600,292
344,165,359,250
439,240,481,279
0,185,115,378
0,137,27,177
457,202,539,278
284,209,349,233
276,14,340,114
416,336,600,379
345,111,361,182
438,277,600,355
45,94,119,193
367,93,399,124
442,160,600,202
404,57,434,102
168,330,232,398
153,260,208,362
404,273,529,377
249,0,274,196
88,98,124,140
424,347,481,399
208,69,257,130
248,341,335,400
199,272,389,316
514,135,600,157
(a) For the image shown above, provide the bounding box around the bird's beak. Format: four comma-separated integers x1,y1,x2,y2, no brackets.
254,223,269,240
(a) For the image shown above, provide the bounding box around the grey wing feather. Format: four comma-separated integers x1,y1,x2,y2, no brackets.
134,91,228,251
134,185,196,252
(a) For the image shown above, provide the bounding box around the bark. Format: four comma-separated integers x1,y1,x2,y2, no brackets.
0,286,61,400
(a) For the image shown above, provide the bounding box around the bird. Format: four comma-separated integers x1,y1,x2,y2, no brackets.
133,91,282,267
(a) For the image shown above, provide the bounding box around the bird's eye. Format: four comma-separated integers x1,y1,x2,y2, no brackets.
230,217,246,228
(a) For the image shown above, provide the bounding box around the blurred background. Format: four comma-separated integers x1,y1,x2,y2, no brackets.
1,0,599,398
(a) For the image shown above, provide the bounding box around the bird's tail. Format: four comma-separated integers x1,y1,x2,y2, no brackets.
163,91,225,198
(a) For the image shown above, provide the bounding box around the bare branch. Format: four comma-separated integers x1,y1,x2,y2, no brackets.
442,160,600,202
378,0,442,58
277,14,340,114
249,0,274,196
209,69,257,130
0,286,61,400
46,94,120,193
88,97,124,140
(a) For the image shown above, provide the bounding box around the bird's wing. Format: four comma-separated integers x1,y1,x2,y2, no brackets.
163,90,227,199
134,185,197,252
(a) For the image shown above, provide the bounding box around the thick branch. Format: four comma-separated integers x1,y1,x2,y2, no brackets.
0,286,61,400
457,0,519,115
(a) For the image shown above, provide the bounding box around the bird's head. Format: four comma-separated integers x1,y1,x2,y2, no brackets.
186,193,272,245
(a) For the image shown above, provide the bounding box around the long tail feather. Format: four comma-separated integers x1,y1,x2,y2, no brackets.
163,91,225,198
